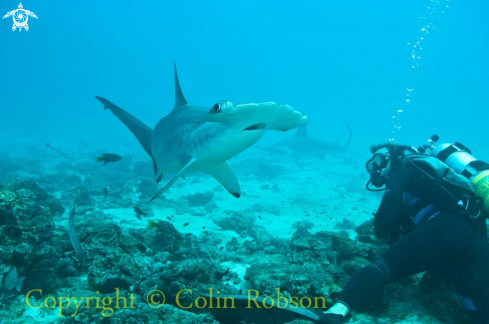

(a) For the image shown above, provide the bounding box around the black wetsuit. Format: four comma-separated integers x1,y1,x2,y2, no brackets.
335,163,489,322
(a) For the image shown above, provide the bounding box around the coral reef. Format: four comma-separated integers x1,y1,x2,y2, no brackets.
184,191,214,206
0,166,476,324
212,211,256,235
0,179,66,293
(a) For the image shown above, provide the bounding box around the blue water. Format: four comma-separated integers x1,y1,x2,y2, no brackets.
0,1,488,323
1,0,487,157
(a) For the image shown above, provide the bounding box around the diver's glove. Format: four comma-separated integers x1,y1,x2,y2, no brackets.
317,302,349,324
316,313,344,324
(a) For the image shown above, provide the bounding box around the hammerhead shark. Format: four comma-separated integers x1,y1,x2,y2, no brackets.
96,63,307,201
261,121,352,160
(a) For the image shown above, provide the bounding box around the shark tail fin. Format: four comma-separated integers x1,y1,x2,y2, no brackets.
344,122,352,148
96,96,160,179
294,121,309,137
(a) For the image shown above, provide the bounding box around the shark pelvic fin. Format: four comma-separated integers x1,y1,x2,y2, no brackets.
154,161,162,183
173,62,188,110
205,162,241,198
96,96,160,178
150,158,195,201
155,173,163,183
294,121,309,137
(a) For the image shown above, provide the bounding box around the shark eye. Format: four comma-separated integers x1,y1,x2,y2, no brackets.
212,103,221,112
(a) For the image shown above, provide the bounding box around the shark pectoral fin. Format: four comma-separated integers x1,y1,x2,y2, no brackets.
150,159,195,201
181,174,186,180
291,155,306,168
205,162,241,198
278,146,294,156
294,121,309,137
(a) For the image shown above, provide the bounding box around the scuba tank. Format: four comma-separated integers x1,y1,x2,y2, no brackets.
428,141,489,214
367,135,488,217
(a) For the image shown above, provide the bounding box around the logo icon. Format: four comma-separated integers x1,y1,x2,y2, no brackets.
3,3,37,32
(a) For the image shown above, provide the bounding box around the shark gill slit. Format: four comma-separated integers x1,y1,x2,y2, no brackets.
203,134,209,151
187,138,198,158
184,141,193,158
192,137,199,156
196,136,202,154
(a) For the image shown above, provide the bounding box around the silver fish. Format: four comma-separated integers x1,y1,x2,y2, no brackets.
69,190,84,271
0,266,25,292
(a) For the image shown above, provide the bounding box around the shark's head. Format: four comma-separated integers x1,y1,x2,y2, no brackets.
206,100,308,132
199,100,306,164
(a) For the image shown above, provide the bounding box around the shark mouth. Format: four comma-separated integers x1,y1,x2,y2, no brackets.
242,123,266,133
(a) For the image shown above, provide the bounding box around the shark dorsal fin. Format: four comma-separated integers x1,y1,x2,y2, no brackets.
294,121,309,137
173,62,188,110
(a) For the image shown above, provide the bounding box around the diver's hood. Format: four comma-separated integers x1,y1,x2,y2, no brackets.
366,148,389,174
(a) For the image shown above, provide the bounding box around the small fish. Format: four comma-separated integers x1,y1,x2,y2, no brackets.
202,226,206,229
183,222,189,227
103,188,108,198
147,219,184,240
239,289,242,294
136,244,147,253
95,153,123,164
166,216,171,220
68,190,84,272
45,143,68,159
258,215,262,220
134,207,148,217
214,267,230,280
0,267,25,292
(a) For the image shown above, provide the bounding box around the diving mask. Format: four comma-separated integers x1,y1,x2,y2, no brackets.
366,148,390,190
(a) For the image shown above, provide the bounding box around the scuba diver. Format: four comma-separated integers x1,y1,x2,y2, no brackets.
196,136,488,324
318,136,489,324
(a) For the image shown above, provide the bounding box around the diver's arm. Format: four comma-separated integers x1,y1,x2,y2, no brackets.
373,165,414,240
374,187,403,239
